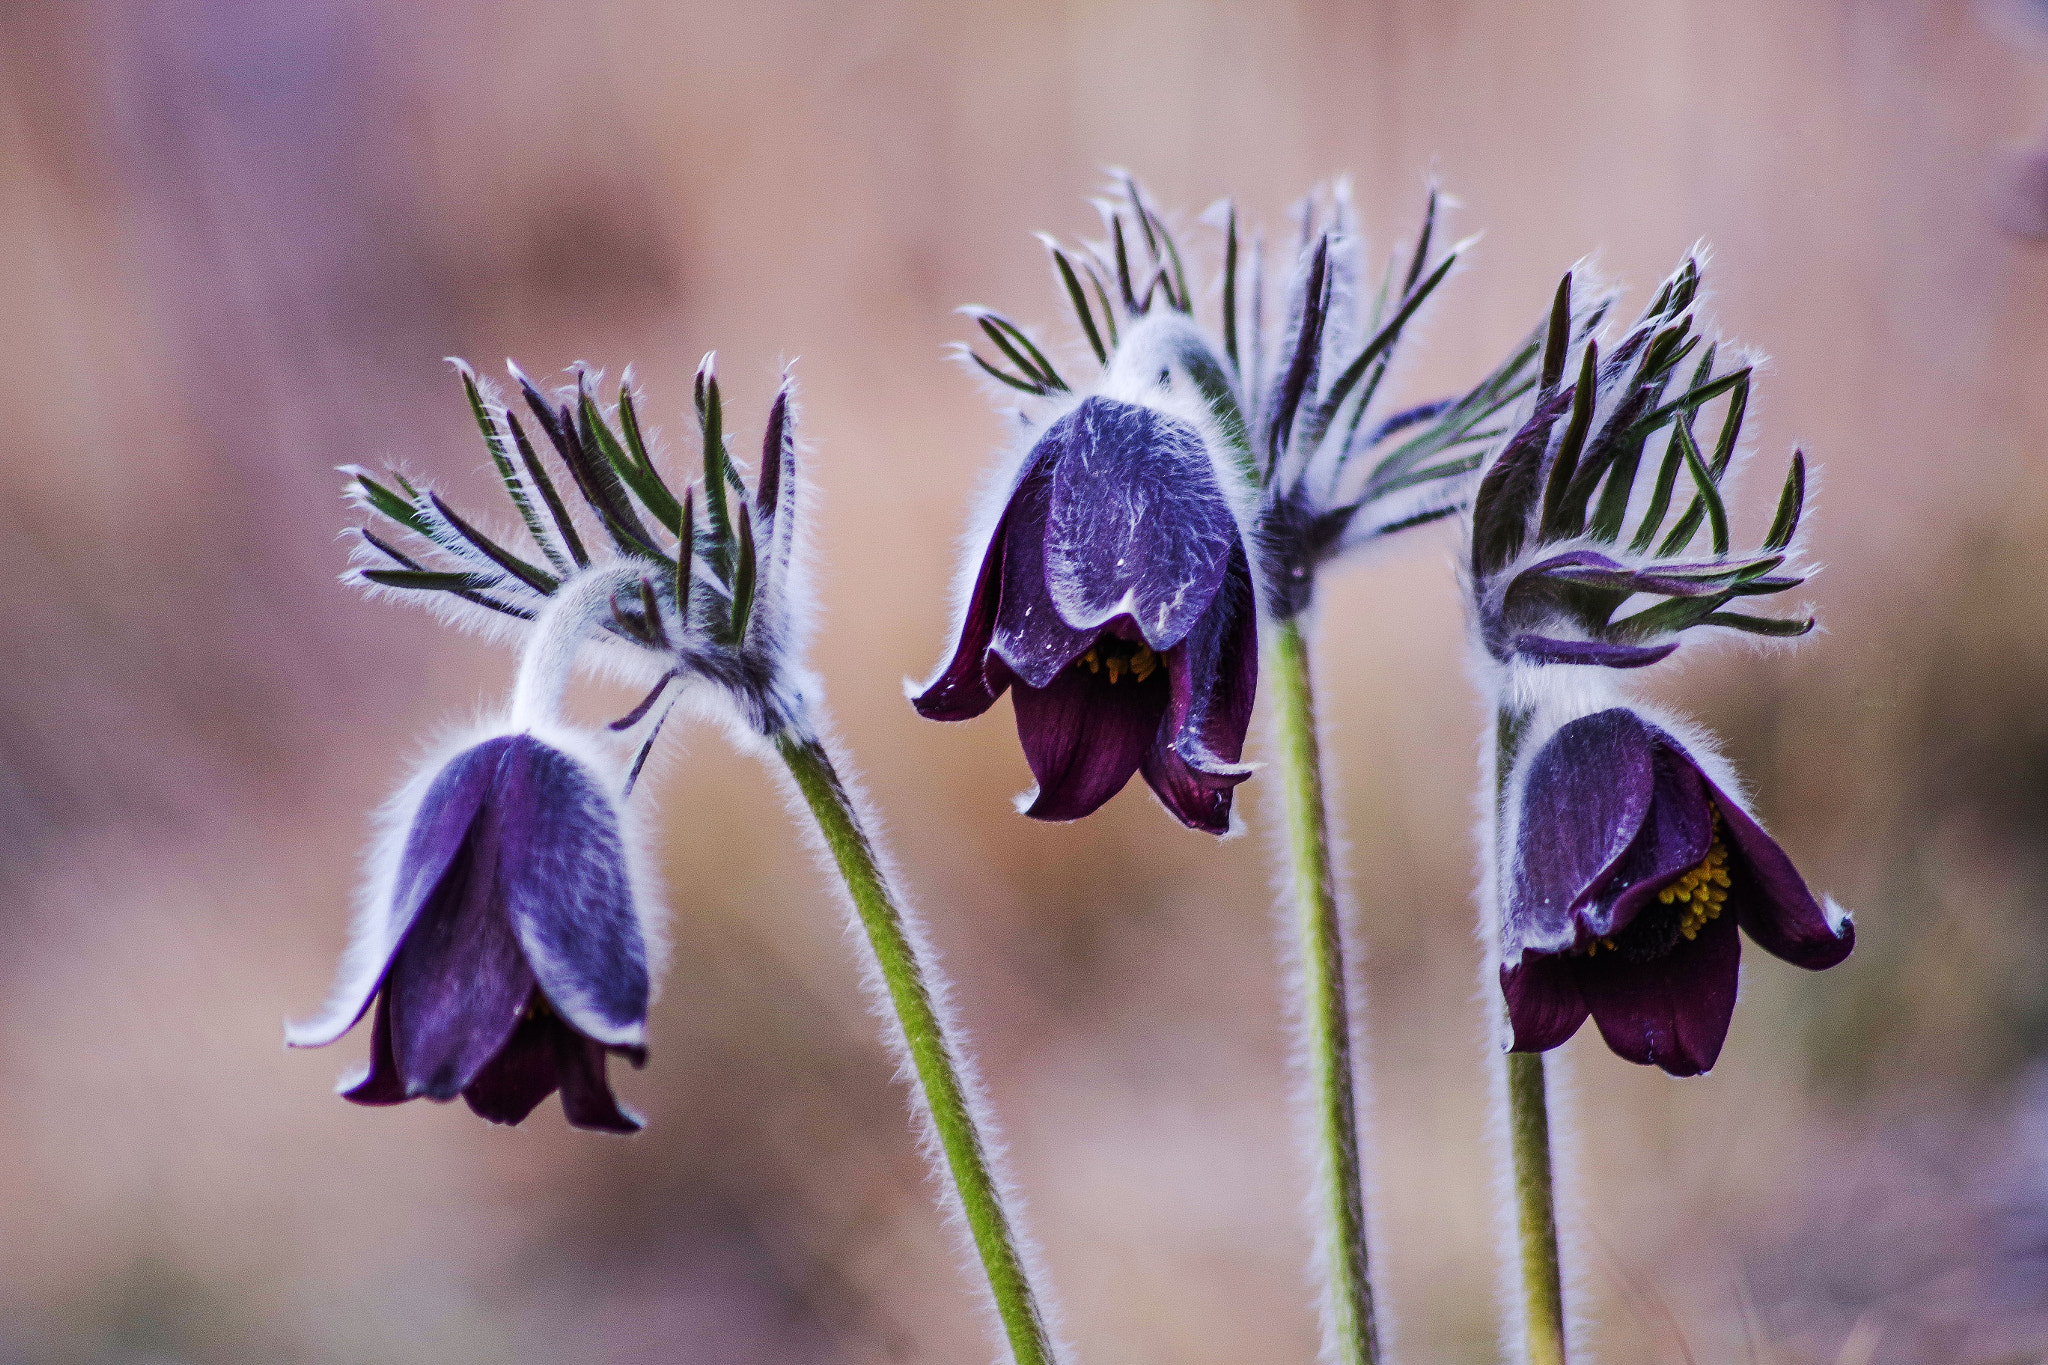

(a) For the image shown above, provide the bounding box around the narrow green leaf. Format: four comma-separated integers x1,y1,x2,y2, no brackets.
1540,273,1573,395
975,313,1067,391
1081,259,1119,349
1221,204,1240,376
1710,369,1751,474
1401,187,1438,300
697,358,734,580
361,567,498,592
968,350,1049,395
580,380,683,534
1539,340,1599,539
1701,610,1813,638
1112,215,1138,311
1047,243,1108,366
427,491,560,594
459,364,563,573
1313,247,1458,437
675,486,695,631
502,409,590,570
731,499,757,644
1666,419,1729,556
1763,450,1806,552
1610,588,1735,641
1628,367,1751,438
350,472,433,537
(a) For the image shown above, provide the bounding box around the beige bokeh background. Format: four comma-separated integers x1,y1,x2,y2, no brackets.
5,1,2048,1361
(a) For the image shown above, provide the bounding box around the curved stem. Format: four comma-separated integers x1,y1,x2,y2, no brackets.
1495,707,1568,1365
776,731,1059,1365
1266,616,1382,1365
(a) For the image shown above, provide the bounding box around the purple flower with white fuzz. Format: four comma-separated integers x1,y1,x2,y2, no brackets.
289,730,653,1132
921,178,1534,830
914,394,1258,833
1501,708,1853,1076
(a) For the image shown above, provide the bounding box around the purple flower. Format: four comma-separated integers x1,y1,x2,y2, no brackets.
1501,708,1854,1077
289,732,652,1132
913,395,1257,834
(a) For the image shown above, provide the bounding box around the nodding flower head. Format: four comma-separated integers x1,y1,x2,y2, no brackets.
1500,707,1853,1076
302,359,813,1129
912,383,1258,833
287,712,657,1132
1467,258,1814,677
918,174,1541,829
343,355,812,758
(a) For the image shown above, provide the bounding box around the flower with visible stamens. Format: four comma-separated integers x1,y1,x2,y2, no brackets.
913,366,1258,833
917,175,1538,832
1501,706,1853,1077
1469,255,1854,1075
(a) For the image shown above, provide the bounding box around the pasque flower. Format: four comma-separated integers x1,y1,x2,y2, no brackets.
298,358,810,1129
1472,258,1854,1077
917,177,1536,831
286,723,653,1132
1500,707,1854,1076
912,355,1259,833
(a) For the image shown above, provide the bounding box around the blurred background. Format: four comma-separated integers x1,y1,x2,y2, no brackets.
4,0,2048,1361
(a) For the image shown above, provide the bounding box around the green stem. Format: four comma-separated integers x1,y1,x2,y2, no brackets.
1505,1053,1567,1365
775,731,1058,1365
1494,707,1568,1365
1265,616,1381,1365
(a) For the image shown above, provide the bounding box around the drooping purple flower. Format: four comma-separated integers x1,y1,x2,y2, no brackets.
289,731,652,1132
913,395,1258,834
1501,708,1854,1077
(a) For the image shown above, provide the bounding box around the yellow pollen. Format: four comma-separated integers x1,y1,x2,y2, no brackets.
1582,808,1731,955
1655,809,1730,941
1073,642,1160,684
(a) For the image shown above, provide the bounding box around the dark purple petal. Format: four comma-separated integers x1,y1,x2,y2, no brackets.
288,740,503,1049
1139,547,1257,834
461,1001,560,1126
991,459,1099,688
1509,709,1659,954
385,802,537,1099
1501,955,1591,1053
1577,907,1741,1077
1591,745,1716,938
1013,654,1163,821
1511,635,1680,669
493,738,650,1047
1040,397,1238,651
555,1028,644,1134
340,992,407,1106
911,504,1011,721
1704,777,1856,970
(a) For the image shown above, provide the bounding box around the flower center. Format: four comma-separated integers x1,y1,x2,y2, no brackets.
1077,640,1160,685
1583,809,1730,959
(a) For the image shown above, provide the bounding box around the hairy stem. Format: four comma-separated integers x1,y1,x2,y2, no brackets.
1266,616,1382,1365
1506,1052,1568,1365
1495,706,1568,1365
776,732,1058,1365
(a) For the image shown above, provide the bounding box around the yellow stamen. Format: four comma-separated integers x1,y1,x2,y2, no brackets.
1130,646,1157,682
1082,648,1100,674
1656,810,1730,941
1105,656,1124,684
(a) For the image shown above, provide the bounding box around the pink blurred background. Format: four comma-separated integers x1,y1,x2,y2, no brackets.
6,1,2048,1361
